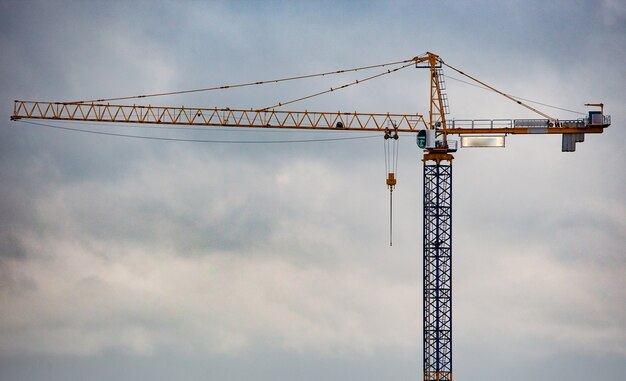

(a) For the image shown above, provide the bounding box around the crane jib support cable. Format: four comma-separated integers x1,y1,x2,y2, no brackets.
440,60,556,121
443,74,586,115
260,62,414,111
67,58,416,105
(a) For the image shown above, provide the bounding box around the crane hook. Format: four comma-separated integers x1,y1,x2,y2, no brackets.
384,121,399,246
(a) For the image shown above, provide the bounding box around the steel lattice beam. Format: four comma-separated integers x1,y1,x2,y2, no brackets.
11,101,608,135
423,154,453,381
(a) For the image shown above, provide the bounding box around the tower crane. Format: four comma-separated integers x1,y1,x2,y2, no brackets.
10,52,611,381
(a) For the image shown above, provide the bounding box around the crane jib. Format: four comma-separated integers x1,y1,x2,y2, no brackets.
11,101,609,136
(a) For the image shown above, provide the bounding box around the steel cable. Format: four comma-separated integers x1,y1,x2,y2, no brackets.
68,58,415,105
19,120,381,144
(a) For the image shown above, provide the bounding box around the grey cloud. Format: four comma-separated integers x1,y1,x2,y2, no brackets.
0,0,624,380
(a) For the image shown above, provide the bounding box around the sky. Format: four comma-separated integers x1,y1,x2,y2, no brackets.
0,1,625,380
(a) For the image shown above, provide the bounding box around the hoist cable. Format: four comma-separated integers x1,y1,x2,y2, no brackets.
388,144,394,248
260,62,414,111
18,120,380,144
68,58,415,105
390,191,393,247
440,61,556,120
384,137,390,176
383,126,399,248
394,135,399,177
444,74,586,116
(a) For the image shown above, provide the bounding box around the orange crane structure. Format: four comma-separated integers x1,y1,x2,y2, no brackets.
11,52,611,381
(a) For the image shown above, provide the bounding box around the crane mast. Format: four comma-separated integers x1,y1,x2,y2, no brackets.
421,151,453,381
10,52,611,381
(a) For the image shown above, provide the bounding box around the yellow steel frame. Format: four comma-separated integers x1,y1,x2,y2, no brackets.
428,53,448,142
11,101,428,132
11,100,606,136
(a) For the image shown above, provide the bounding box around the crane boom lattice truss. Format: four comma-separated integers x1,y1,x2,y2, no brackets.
12,101,428,131
11,100,609,136
9,52,611,380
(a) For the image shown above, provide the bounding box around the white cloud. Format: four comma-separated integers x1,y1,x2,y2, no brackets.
0,148,417,356
0,238,420,356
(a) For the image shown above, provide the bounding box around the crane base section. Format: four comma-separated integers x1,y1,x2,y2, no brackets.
423,156,453,381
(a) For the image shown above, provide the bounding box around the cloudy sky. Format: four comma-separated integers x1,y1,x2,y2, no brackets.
1,1,625,380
